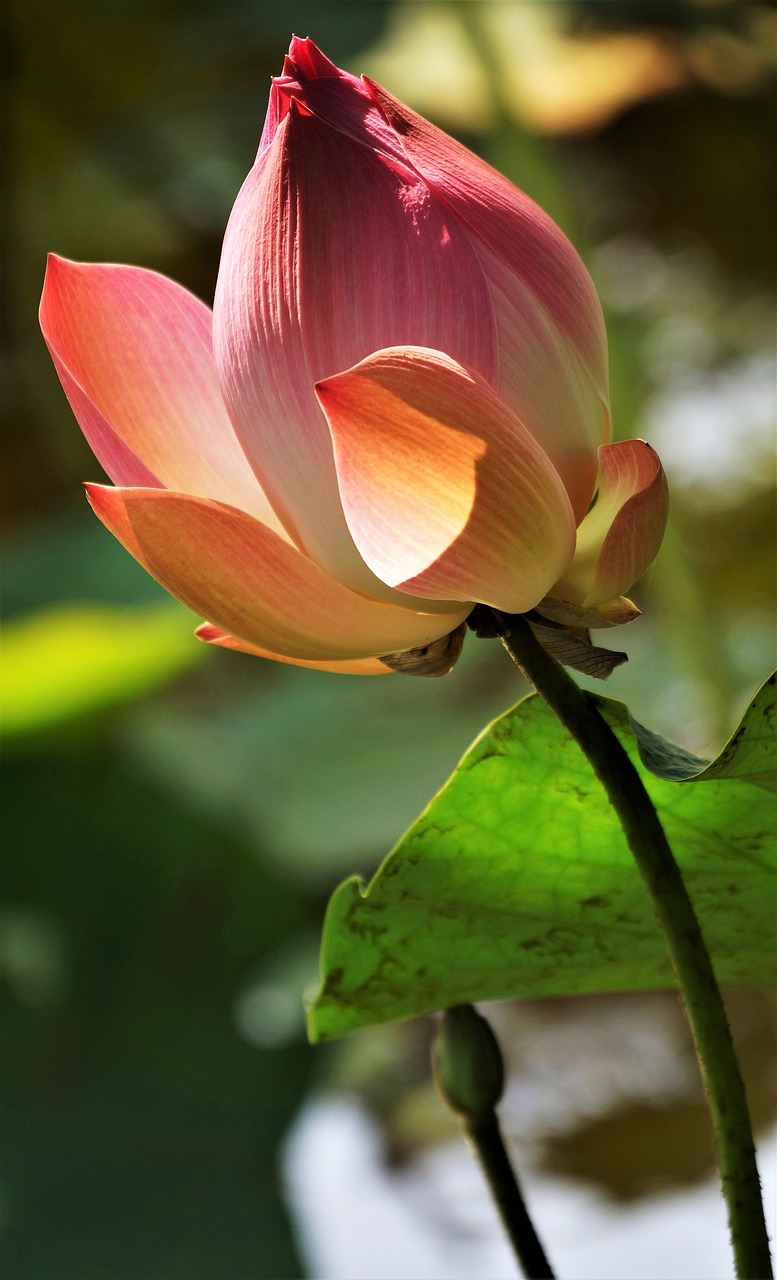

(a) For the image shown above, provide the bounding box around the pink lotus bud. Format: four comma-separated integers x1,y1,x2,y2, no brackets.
39,38,668,675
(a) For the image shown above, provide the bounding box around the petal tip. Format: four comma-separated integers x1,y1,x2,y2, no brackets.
194,622,220,644
84,481,116,516
42,253,85,290
45,250,69,270
40,253,71,321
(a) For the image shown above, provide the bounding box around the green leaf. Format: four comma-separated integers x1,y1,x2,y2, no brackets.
308,675,776,1042
629,676,776,791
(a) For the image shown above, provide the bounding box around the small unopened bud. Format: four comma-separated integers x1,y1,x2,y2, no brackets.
432,1005,505,1123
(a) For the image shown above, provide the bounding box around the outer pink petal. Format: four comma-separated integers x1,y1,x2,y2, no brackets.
260,47,605,520
476,241,605,521
195,623,393,674
316,347,576,614
40,256,283,531
260,37,408,165
255,42,606,522
364,78,609,397
213,104,498,598
85,485,471,661
551,441,668,606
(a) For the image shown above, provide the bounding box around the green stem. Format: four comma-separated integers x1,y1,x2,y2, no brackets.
432,1004,556,1278
465,1111,555,1278
501,614,772,1280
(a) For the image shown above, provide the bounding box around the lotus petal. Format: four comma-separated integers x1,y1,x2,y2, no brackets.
364,78,609,394
551,440,668,606
195,624,393,674
260,36,408,165
40,256,283,531
86,485,471,661
475,241,605,521
317,347,575,614
213,104,498,596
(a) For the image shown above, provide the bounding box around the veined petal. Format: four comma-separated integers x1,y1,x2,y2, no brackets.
85,486,471,661
316,347,576,614
258,38,350,155
196,621,464,677
364,79,609,397
213,105,498,598
40,257,283,532
477,240,605,522
195,624,393,675
551,440,668,606
261,37,409,165
263,43,605,519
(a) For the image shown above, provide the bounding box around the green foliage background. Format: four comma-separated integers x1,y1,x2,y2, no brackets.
1,1,774,1275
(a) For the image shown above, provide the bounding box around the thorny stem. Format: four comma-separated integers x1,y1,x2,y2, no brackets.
500,612,772,1280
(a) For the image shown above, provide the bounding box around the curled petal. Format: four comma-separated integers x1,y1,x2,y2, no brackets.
551,440,668,606
40,257,282,530
213,105,497,597
195,624,393,675
280,35,341,81
85,486,471,662
316,347,576,614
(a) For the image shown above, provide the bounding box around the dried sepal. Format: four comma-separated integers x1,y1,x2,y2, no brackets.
379,622,467,677
527,616,628,679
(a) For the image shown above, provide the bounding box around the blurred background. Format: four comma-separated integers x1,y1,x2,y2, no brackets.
1,1,775,1276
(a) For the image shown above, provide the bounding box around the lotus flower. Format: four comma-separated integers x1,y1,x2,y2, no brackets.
39,36,667,677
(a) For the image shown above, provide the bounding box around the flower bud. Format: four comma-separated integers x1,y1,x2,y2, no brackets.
40,38,668,674
432,1005,505,1123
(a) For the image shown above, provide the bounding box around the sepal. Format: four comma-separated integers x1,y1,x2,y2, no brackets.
378,623,467,677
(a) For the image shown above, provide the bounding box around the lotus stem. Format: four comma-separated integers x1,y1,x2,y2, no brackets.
500,612,772,1280
432,1004,556,1278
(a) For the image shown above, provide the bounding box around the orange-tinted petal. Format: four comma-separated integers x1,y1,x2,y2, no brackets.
40,256,283,530
86,485,471,661
195,624,394,674
551,440,668,606
317,347,576,614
